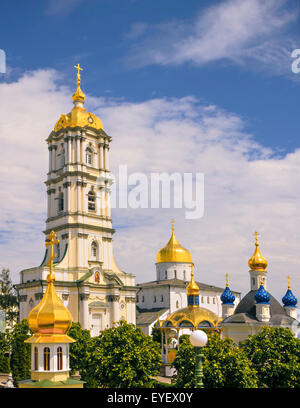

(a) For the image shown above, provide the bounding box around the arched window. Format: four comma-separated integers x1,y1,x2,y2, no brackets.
201,296,204,303
86,148,92,166
91,241,97,258
88,190,96,211
44,347,50,371
207,296,210,304
176,300,179,309
58,192,64,212
56,243,60,260
165,270,167,279
183,270,186,280
161,295,164,302
174,270,177,279
34,347,38,371
57,347,63,370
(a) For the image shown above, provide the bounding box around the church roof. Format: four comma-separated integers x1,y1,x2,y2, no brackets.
137,278,240,294
136,307,169,326
234,289,285,317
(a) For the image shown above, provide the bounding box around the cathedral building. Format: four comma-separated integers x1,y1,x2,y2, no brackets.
16,66,137,335
136,221,241,335
220,233,300,343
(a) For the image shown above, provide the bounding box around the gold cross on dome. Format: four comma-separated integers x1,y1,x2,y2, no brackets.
171,218,175,232
74,63,83,76
225,273,229,287
45,230,59,282
287,275,291,289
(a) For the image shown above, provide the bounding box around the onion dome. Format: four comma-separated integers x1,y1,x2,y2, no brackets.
54,64,103,133
248,232,268,271
221,274,235,305
187,269,200,306
255,275,270,304
282,276,298,307
156,220,193,264
26,231,74,344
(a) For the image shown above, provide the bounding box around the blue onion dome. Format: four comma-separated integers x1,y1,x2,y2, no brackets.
221,274,235,305
221,286,235,305
282,277,297,307
282,289,298,307
255,284,270,304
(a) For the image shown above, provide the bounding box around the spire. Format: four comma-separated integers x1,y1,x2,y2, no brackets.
186,266,200,306
72,63,86,105
282,275,298,307
248,231,268,271
26,231,73,341
221,273,235,305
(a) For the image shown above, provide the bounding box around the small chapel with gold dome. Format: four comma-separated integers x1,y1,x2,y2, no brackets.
16,66,137,336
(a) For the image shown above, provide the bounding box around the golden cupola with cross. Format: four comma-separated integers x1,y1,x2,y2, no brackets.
248,232,268,291
155,220,193,282
54,64,103,132
18,231,84,388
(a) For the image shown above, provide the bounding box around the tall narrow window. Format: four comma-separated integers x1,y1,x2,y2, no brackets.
44,347,50,371
86,148,92,166
183,270,186,280
154,296,157,303
174,270,177,279
91,241,97,258
58,192,64,212
56,243,60,260
165,270,167,279
88,190,96,211
34,347,38,371
59,151,65,168
176,300,179,308
57,347,63,371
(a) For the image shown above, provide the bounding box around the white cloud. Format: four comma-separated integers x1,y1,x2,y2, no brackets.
46,0,85,16
125,0,297,76
0,69,299,304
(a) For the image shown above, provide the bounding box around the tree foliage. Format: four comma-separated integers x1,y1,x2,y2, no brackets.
0,268,19,328
240,327,300,388
0,330,11,372
10,319,31,387
87,321,161,388
68,322,95,387
173,332,258,388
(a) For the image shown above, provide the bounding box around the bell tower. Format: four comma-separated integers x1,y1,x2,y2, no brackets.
17,66,137,332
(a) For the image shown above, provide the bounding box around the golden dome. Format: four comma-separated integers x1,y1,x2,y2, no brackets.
186,269,199,297
162,306,220,329
248,232,268,271
156,221,193,264
26,231,74,344
54,64,103,133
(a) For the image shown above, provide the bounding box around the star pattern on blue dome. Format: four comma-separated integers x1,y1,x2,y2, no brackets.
255,285,270,304
221,286,235,305
282,289,298,307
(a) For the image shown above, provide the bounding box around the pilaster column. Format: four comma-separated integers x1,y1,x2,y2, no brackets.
80,293,90,330
48,146,52,172
76,137,80,163
99,143,104,170
52,145,57,171
68,137,72,164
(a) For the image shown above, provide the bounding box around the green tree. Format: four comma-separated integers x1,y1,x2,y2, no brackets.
10,319,31,387
0,330,11,372
173,332,258,388
87,321,161,388
0,268,19,328
240,327,300,388
68,322,95,387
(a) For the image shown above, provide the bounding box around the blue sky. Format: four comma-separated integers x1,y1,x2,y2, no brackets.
0,0,300,303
